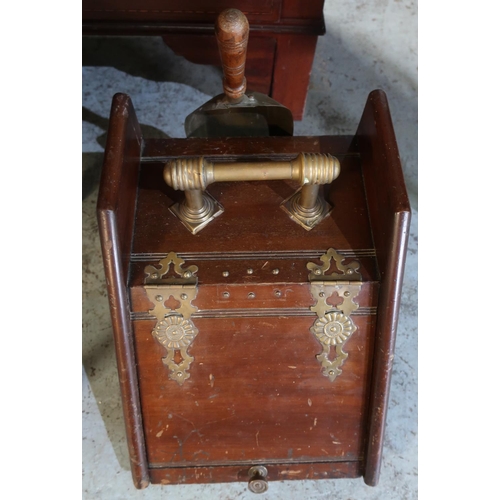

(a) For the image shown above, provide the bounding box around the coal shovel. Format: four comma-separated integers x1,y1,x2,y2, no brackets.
184,8,294,138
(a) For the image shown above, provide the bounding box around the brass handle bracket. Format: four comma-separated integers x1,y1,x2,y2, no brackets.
163,153,341,234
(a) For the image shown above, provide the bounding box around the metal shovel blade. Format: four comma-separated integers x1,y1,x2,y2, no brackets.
184,92,294,138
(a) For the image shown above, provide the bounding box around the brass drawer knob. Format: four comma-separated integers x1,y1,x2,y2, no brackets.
248,466,268,494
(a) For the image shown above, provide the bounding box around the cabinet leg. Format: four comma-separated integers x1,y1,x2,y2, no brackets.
272,35,318,120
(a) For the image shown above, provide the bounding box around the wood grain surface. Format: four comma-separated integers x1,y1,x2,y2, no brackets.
96,90,410,489
354,90,411,485
96,93,150,488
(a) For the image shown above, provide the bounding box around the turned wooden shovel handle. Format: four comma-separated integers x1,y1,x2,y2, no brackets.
215,9,249,101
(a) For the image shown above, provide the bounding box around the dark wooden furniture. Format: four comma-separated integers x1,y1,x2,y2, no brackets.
97,90,411,490
82,0,326,120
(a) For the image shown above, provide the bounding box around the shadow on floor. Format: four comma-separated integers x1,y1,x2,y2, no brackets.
83,36,222,98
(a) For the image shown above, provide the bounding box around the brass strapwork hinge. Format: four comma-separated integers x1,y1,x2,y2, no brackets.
143,252,199,385
307,248,363,382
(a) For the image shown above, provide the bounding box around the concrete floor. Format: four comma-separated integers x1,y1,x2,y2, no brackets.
82,1,417,498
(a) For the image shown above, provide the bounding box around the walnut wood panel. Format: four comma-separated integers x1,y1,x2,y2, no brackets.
149,461,362,485
149,460,361,485
352,90,411,486
133,315,376,466
96,93,149,488
162,34,275,96
82,0,280,23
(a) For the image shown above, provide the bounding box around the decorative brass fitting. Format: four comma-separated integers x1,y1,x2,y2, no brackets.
248,466,268,494
144,252,200,385
307,248,363,382
163,153,341,233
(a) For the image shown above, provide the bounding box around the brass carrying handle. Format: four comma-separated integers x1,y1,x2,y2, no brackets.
164,153,339,207
163,154,341,234
215,9,249,101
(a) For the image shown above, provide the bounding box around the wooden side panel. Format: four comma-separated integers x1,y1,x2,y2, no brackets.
97,93,142,278
96,93,149,488
353,90,411,486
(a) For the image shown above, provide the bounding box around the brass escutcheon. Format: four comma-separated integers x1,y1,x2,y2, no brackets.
144,252,199,385
308,248,363,382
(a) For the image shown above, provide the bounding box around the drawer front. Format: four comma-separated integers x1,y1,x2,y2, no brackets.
148,461,362,485
82,0,281,23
